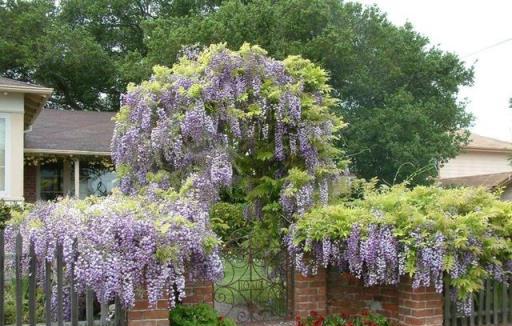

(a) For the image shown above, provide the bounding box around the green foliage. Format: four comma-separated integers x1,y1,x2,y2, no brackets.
0,200,11,228
169,304,236,326
34,23,116,110
210,202,247,245
1,0,472,184
0,199,23,229
4,279,45,325
143,0,474,185
292,184,512,298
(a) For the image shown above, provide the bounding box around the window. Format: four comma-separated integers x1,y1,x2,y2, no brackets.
37,159,116,201
79,162,116,198
39,161,65,201
0,118,5,192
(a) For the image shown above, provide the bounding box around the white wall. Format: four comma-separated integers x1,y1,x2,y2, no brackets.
440,151,512,179
0,92,24,201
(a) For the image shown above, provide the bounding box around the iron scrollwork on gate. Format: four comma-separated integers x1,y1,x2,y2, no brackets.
214,245,290,323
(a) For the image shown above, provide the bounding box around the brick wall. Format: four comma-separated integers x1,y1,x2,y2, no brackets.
24,164,37,203
397,279,443,326
327,271,399,323
293,268,443,326
293,268,327,317
128,281,214,326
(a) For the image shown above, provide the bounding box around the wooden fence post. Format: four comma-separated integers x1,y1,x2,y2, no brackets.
15,233,22,326
0,228,4,326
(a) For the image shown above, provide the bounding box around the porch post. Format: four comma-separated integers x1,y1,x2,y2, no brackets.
73,159,80,198
62,160,71,196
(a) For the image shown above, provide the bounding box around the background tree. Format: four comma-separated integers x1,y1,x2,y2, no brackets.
142,0,473,185
0,0,474,184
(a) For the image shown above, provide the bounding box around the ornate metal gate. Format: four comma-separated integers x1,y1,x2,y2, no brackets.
214,244,290,323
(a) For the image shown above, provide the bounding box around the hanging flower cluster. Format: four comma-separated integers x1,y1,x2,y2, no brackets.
5,188,222,308
111,43,344,217
287,185,512,315
8,44,345,311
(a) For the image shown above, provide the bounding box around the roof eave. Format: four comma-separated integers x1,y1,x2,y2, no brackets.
24,148,111,156
463,147,512,153
0,85,53,95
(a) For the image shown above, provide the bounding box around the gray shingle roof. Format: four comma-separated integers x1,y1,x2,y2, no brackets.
0,77,52,93
466,133,512,151
440,172,512,189
24,109,116,155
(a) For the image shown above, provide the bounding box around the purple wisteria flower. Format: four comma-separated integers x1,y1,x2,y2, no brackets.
111,43,341,219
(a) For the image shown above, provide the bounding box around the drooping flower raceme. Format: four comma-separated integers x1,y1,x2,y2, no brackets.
111,43,344,217
6,189,222,308
287,185,512,315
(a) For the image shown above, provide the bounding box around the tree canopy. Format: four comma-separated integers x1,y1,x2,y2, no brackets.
0,0,474,184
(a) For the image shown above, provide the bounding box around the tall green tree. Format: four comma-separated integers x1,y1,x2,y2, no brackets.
142,0,474,184
0,0,55,80
0,0,473,184
0,0,223,110
0,0,116,110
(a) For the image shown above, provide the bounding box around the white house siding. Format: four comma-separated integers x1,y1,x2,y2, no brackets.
439,151,512,179
0,92,25,201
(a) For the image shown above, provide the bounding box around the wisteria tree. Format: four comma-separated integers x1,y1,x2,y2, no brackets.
6,43,512,316
112,43,345,250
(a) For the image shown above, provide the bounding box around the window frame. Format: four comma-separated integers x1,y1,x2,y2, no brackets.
0,113,11,198
36,161,66,201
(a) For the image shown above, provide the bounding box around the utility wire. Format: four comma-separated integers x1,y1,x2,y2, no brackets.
463,37,512,58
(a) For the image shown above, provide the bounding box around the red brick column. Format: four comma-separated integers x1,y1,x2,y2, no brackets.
181,280,214,305
24,164,37,203
398,279,443,326
293,268,327,318
128,281,214,326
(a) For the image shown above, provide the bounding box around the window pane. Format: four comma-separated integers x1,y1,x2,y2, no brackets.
0,118,6,192
79,161,116,199
39,162,64,201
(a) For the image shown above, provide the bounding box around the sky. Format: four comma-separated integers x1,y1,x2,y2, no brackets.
356,0,512,141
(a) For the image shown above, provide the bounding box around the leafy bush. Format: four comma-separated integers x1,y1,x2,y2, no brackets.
288,185,512,314
169,304,236,326
4,279,45,324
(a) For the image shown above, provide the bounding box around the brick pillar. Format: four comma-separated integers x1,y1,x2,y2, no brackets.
398,279,443,326
293,268,327,318
128,281,214,326
24,164,37,203
181,280,214,305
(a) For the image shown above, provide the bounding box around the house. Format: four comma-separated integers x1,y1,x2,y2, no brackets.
0,77,116,203
439,133,512,200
